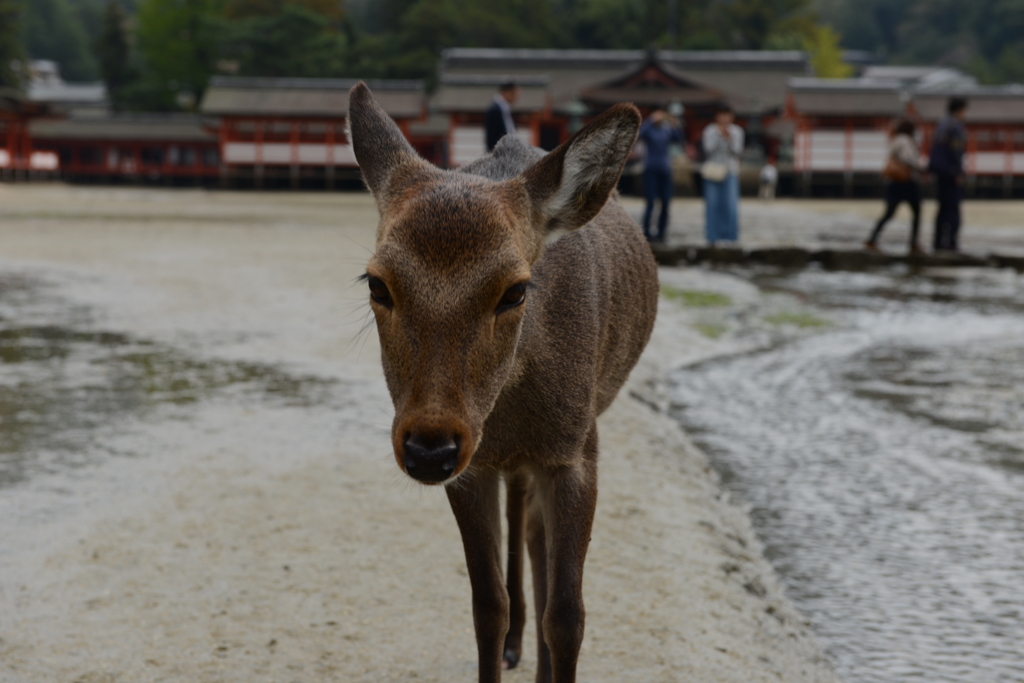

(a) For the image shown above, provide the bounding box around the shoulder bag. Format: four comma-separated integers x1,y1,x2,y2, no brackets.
701,161,729,182
882,156,912,183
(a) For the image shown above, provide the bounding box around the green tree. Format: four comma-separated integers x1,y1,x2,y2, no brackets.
22,0,100,80
817,0,1024,84
0,0,25,90
397,0,560,54
95,0,138,109
558,0,727,51
135,0,223,109
223,3,348,77
371,0,421,33
804,24,852,77
724,0,815,50
66,0,113,50
568,0,646,49
815,0,912,59
224,0,346,22
970,0,1024,81
348,0,562,80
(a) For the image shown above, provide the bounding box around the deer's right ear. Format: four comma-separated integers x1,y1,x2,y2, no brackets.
348,82,425,212
519,102,641,235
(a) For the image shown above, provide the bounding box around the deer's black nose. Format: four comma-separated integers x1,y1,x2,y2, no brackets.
403,434,460,483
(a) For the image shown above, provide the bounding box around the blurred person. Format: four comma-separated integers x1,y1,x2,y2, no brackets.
759,157,778,200
928,97,968,251
485,81,519,151
864,119,925,255
701,103,744,244
638,108,682,242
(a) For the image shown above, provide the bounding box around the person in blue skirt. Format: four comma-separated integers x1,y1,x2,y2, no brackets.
701,103,745,244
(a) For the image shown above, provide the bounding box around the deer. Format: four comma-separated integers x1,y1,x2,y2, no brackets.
348,82,659,683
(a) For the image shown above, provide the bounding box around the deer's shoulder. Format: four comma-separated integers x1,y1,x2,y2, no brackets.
456,135,546,182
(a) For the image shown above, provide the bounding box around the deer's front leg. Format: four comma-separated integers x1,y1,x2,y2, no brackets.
535,431,598,683
447,468,508,683
503,470,529,670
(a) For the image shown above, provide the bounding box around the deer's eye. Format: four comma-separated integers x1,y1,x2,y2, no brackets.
367,276,392,308
496,283,527,314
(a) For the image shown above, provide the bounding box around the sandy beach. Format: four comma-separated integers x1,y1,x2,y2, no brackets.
0,185,839,682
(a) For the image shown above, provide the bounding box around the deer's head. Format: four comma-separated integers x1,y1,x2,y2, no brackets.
349,83,639,484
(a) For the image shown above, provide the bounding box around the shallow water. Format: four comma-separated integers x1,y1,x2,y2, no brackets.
668,266,1024,683
0,273,340,490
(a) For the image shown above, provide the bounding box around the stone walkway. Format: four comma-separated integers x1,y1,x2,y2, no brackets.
621,197,1024,257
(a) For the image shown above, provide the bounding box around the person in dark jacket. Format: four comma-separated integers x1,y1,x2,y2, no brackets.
638,109,682,242
484,81,519,151
928,97,968,251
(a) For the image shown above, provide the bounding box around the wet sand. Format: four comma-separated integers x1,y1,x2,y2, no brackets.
0,185,838,682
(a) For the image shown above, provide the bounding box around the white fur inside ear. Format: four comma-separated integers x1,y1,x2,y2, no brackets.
544,124,631,228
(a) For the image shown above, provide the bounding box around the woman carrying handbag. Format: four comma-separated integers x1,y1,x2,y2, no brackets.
864,119,925,255
701,103,745,244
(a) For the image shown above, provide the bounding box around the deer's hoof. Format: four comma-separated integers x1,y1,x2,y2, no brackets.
502,648,520,670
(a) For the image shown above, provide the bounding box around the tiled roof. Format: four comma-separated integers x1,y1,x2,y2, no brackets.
913,86,1024,123
438,74,551,87
207,76,423,91
789,76,1024,120
438,49,809,113
28,81,107,105
31,114,216,141
580,59,726,108
201,77,425,118
789,77,903,92
432,83,548,114
441,48,808,71
788,78,904,116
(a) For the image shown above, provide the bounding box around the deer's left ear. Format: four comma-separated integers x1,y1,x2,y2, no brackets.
518,103,640,234
348,82,431,214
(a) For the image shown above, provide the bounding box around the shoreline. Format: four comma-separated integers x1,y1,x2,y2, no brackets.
0,185,839,682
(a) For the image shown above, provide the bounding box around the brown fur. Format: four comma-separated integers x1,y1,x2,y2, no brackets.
349,82,658,683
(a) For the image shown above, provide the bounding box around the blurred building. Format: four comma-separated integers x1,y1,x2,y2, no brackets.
4,51,809,185
30,114,220,183
1,60,107,176
434,48,810,166
787,67,1024,197
0,88,39,174
27,60,108,118
199,76,426,187
6,53,1024,196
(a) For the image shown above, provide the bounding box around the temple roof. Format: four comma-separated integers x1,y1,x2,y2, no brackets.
201,77,425,118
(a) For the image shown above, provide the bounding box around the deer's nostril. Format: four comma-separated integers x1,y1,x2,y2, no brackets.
402,434,461,483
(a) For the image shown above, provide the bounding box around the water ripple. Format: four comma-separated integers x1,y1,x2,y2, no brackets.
669,267,1024,683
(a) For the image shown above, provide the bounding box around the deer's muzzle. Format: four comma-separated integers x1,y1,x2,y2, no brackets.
401,433,462,483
